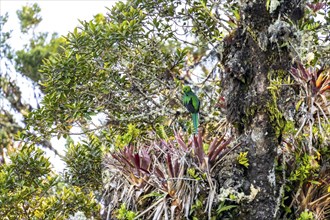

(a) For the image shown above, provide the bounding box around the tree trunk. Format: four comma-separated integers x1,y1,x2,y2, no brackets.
218,1,302,219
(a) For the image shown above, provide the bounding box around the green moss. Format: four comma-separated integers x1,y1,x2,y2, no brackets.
297,210,314,220
245,103,257,118
115,203,137,220
289,154,319,186
266,101,285,137
312,123,330,144
266,70,288,137
282,121,295,135
242,103,258,130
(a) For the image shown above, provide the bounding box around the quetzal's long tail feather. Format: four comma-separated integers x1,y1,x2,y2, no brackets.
192,113,198,134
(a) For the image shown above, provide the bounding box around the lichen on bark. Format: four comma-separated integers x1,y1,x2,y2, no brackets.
217,0,302,219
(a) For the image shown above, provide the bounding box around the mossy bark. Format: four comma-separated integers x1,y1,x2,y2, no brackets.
218,1,302,219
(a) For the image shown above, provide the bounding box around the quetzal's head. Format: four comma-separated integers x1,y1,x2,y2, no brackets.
183,85,192,94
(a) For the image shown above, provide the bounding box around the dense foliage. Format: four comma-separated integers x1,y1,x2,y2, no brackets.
1,0,329,219
0,145,100,219
0,3,102,219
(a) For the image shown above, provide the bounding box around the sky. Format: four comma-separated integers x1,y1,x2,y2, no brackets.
1,0,119,172
1,0,119,48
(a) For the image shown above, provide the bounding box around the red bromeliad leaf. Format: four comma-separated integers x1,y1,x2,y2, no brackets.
209,137,233,163
140,148,151,171
113,152,134,168
173,158,180,177
134,153,140,169
297,63,309,81
291,63,330,96
176,133,188,150
307,3,325,13
193,135,204,166
111,145,153,178
197,132,203,150
290,67,299,78
208,136,224,159
110,154,122,166
109,131,235,201
167,154,174,178
155,166,166,180
124,146,136,166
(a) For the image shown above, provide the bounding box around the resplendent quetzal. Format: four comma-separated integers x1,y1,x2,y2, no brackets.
182,85,200,134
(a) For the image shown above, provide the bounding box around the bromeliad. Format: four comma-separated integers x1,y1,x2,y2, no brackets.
182,85,200,134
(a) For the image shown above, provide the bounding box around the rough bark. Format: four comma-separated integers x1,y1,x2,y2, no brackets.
218,1,302,219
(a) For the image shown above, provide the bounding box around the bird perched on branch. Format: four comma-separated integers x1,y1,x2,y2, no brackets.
182,85,200,134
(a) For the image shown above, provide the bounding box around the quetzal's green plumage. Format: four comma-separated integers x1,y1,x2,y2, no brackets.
182,85,200,134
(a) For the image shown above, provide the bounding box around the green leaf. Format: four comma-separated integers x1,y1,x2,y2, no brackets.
237,152,249,168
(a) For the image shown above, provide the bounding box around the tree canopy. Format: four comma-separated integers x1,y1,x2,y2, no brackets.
1,0,330,219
